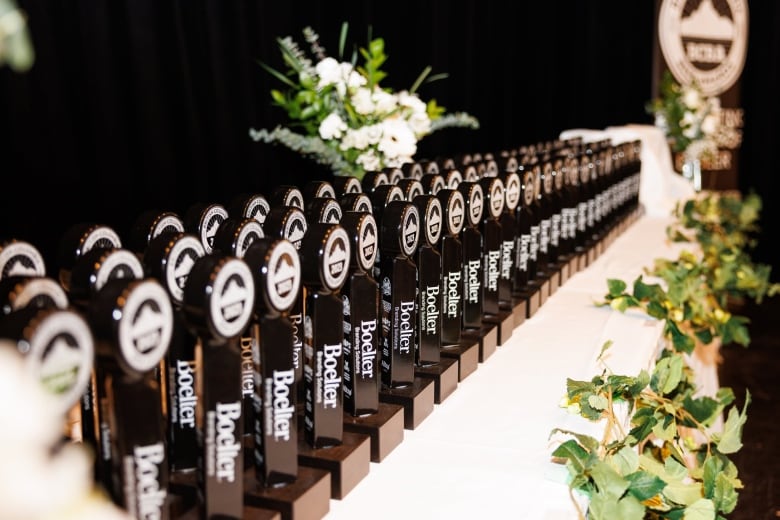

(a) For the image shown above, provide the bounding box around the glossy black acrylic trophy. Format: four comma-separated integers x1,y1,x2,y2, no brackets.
374,200,434,429
0,238,47,280
496,161,527,328
457,181,498,363
410,194,459,404
242,237,332,519
435,188,479,382
227,193,271,227
297,222,370,499
339,211,404,463
513,166,543,319
183,202,229,256
478,176,514,347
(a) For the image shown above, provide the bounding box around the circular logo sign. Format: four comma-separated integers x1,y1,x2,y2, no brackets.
94,249,144,291
200,205,228,254
543,163,554,194
405,180,424,202
283,209,308,250
505,156,519,173
165,235,204,305
400,205,420,257
0,241,46,279
283,188,304,209
423,161,438,175
658,0,748,96
356,214,378,272
369,172,390,188
464,165,479,182
429,175,446,195
579,156,590,184
554,159,565,190
10,277,69,311
466,184,484,227
235,220,264,258
29,309,94,414
315,183,336,200
446,190,465,236
83,226,122,254
489,178,505,218
118,280,174,373
343,177,362,194
387,168,405,184
209,259,254,339
484,159,499,177
322,226,350,291
352,193,373,214
504,173,521,211
266,240,301,313
386,185,404,204
446,170,463,189
523,172,535,206
424,197,443,246
246,196,271,225
320,199,343,224
151,214,184,239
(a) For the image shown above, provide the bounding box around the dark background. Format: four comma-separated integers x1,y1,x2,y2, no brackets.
1,1,777,276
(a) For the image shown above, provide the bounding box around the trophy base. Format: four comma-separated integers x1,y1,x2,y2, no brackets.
505,295,528,328
462,322,498,363
483,309,514,346
546,266,561,296
297,430,371,500
513,286,541,319
415,356,459,403
529,276,551,307
379,377,435,430
343,402,405,462
243,465,332,520
576,248,590,272
557,257,571,286
440,337,479,381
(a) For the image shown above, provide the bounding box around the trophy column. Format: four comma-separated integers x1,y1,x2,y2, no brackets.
339,211,405,463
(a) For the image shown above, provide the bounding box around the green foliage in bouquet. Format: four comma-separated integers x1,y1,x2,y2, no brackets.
249,22,479,180
553,343,748,520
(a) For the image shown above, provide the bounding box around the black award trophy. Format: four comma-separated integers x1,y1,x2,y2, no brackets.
183,202,229,256
339,211,404,463
360,171,390,194
0,238,46,279
478,176,514,347
495,160,527,328
242,237,331,519
128,210,185,260
410,194,459,404
339,192,373,214
270,185,305,211
143,232,205,481
513,166,543,319
301,180,336,207
443,168,463,190
263,206,308,413
562,152,583,277
395,178,425,202
57,222,123,292
181,253,256,519
419,172,446,195
383,166,405,185
539,158,561,296
435,188,479,382
401,161,425,180
297,222,370,500
332,176,363,198
375,200,435,429
549,154,571,287
227,193,271,227
86,277,174,519
305,197,342,226
457,181,498,363
528,160,552,306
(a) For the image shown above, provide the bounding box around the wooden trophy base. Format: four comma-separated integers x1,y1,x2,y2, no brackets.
557,257,571,286
483,309,515,346
440,336,479,381
505,296,527,328
414,356,459,403
546,266,561,296
297,430,371,500
379,377,435,430
576,247,590,272
567,254,580,278
513,285,541,319
243,466,332,520
343,402,405,462
462,321,498,363
530,276,551,307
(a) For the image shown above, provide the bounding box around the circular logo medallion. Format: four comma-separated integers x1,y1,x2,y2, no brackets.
246,196,271,225
152,214,185,239
283,188,304,209
489,178,505,218
266,240,301,313
0,241,46,279
165,235,204,305
446,190,465,236
209,259,254,339
118,280,174,373
83,226,122,254
400,205,420,257
425,198,443,246
320,199,343,224
235,220,264,258
343,177,362,194
504,173,521,211
322,227,350,291
201,205,228,254
543,163,554,194
94,249,144,291
356,214,378,272
11,277,69,311
523,172,535,206
446,170,463,189
467,184,484,226
283,209,308,250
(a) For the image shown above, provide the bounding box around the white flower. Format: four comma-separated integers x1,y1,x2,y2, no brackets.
351,87,375,115
315,57,342,88
654,113,668,132
341,127,370,150
682,86,702,109
407,111,432,137
363,123,383,145
345,67,367,90
378,117,417,160
356,149,381,171
372,88,398,115
701,113,720,136
319,112,347,140
398,90,427,114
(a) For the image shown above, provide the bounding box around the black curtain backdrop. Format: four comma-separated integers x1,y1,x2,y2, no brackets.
1,1,777,276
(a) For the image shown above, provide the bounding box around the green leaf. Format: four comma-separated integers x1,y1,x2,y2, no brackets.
664,480,704,506
609,446,640,475
551,439,591,473
713,390,750,454
711,472,739,514
651,355,684,395
549,428,601,453
588,394,609,411
652,415,677,442
682,395,721,427
588,489,646,520
409,65,432,94
607,278,627,296
683,498,715,520
591,460,630,498
625,471,667,501
338,21,349,58
597,340,614,362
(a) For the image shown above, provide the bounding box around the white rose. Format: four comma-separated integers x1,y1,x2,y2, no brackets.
315,57,342,88
363,123,383,145
407,111,432,137
373,88,398,114
701,113,719,136
682,86,702,109
342,127,370,150
319,112,347,140
346,68,367,89
378,118,417,160
356,149,381,172
398,90,427,114
351,87,375,115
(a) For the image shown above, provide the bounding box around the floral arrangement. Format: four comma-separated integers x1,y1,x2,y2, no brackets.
646,70,722,163
0,0,34,72
249,22,479,180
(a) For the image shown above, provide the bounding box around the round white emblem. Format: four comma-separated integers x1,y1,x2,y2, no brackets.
266,240,301,312
166,235,205,305
209,259,254,339
0,241,46,279
118,280,174,373
201,205,228,254
356,215,379,272
322,227,350,291
504,173,521,211
400,205,420,257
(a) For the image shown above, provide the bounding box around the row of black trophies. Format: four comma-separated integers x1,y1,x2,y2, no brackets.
0,135,643,520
